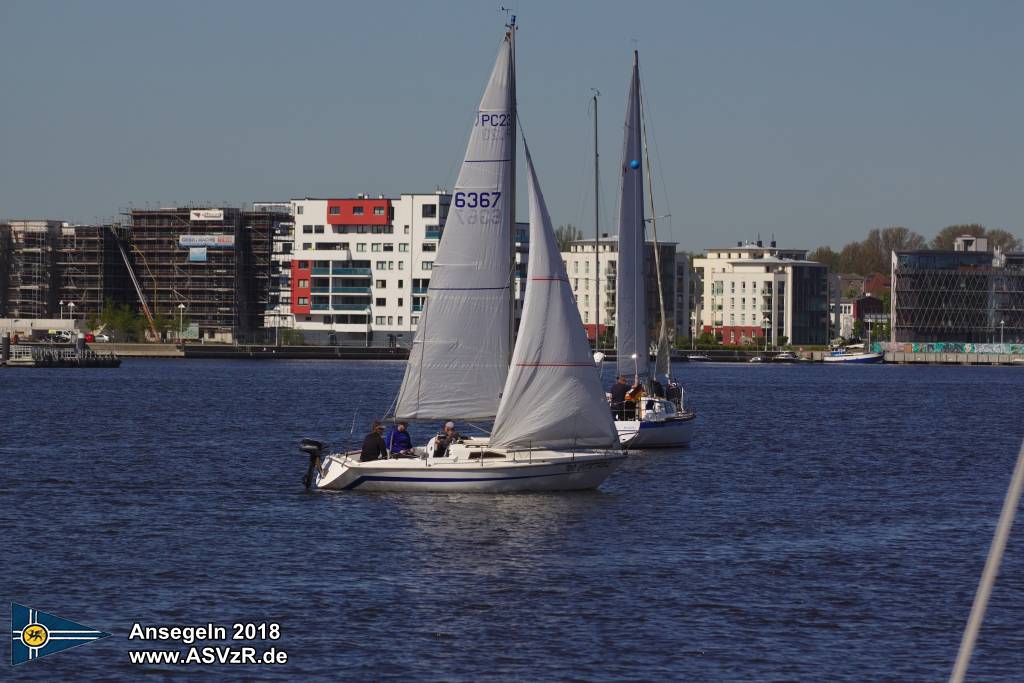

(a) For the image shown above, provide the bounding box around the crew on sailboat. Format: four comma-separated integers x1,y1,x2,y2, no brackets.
361,422,388,462
385,421,414,456
609,376,629,420
432,422,464,459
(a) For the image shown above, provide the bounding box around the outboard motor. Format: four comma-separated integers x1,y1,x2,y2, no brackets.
299,439,325,490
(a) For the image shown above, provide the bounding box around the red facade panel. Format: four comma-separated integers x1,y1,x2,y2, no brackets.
327,199,391,226
290,259,312,315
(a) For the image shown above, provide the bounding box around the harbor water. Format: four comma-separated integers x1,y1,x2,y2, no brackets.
3,360,1024,680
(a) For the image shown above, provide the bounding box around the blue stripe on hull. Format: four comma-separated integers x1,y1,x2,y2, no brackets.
342,470,564,491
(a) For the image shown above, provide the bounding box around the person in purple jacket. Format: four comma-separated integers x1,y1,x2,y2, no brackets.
385,421,414,456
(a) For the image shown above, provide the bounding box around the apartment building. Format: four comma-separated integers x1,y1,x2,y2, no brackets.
693,241,831,346
286,192,527,346
560,236,678,344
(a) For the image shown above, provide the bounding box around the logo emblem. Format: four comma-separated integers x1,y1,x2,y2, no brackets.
11,603,110,666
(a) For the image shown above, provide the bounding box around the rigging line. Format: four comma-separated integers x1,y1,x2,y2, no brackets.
639,78,677,247
950,438,1024,683
640,74,669,379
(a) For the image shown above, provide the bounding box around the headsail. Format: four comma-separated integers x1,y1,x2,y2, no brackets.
615,50,648,380
395,31,516,420
490,145,618,450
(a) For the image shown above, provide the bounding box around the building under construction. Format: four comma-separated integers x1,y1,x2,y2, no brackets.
0,220,135,322
125,206,287,341
0,220,64,319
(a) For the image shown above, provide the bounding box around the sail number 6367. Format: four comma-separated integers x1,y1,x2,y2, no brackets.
454,191,501,209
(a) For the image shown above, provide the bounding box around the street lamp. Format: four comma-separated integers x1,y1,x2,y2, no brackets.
59,300,65,319
67,302,75,320
1000,319,1005,345
178,303,186,341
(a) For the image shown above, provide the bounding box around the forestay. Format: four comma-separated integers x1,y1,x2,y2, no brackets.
395,32,515,420
616,51,649,380
490,145,618,450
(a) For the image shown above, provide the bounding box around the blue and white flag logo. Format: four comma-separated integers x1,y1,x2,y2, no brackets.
11,603,110,666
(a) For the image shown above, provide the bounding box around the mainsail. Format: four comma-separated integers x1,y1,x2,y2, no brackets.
490,145,618,450
395,31,516,420
615,50,648,380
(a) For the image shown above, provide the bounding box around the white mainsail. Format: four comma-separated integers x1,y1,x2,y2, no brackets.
616,50,648,380
395,31,516,420
490,145,618,450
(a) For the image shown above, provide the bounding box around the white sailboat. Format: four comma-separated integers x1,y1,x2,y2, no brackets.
612,50,696,449
304,24,625,492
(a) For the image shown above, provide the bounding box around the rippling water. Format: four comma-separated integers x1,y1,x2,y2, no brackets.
3,360,1024,680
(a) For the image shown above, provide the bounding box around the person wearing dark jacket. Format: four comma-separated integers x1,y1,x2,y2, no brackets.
650,378,665,398
360,421,388,462
609,375,629,420
385,421,414,456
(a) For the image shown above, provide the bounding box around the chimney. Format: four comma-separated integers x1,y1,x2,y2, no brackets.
737,241,742,247
770,233,777,248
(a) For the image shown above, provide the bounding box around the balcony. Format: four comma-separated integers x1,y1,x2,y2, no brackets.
312,268,330,275
311,303,330,310
331,286,371,294
412,303,424,312
310,287,330,293
412,286,428,294
425,229,442,240
332,304,370,311
332,267,372,275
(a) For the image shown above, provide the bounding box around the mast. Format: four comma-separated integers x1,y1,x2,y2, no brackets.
508,14,518,365
593,89,600,349
639,61,670,379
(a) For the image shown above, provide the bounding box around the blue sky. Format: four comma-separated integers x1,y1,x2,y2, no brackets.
2,0,1021,251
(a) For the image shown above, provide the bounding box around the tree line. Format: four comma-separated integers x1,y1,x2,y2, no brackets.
807,224,1023,275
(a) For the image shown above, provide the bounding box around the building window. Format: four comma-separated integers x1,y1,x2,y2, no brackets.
303,225,313,233
376,261,386,269
298,279,308,288
296,205,304,215
584,311,589,322
397,280,404,288
376,298,386,306
298,297,309,305
298,260,309,269
353,206,364,216
375,316,385,324
329,206,340,215
387,316,394,325
422,204,437,218
574,261,579,274
422,243,437,252
357,244,366,252
314,225,324,233
303,243,312,250
376,279,386,288
398,316,403,325
383,244,394,252
374,207,385,216
398,262,404,270
412,316,419,325
399,244,409,252
397,298,403,306
422,261,433,270
404,225,410,234
372,243,381,252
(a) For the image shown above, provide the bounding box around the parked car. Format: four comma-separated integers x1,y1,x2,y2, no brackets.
93,333,111,342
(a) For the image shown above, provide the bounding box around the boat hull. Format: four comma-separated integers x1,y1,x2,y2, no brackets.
822,352,883,364
616,412,696,449
315,450,626,493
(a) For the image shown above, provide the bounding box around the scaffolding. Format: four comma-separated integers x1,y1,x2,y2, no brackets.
58,224,134,320
0,221,62,319
124,206,287,341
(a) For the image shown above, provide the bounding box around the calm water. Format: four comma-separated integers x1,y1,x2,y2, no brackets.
3,360,1024,681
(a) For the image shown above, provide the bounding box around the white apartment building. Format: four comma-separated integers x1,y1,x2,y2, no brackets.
282,192,526,345
560,236,680,344
692,241,832,346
